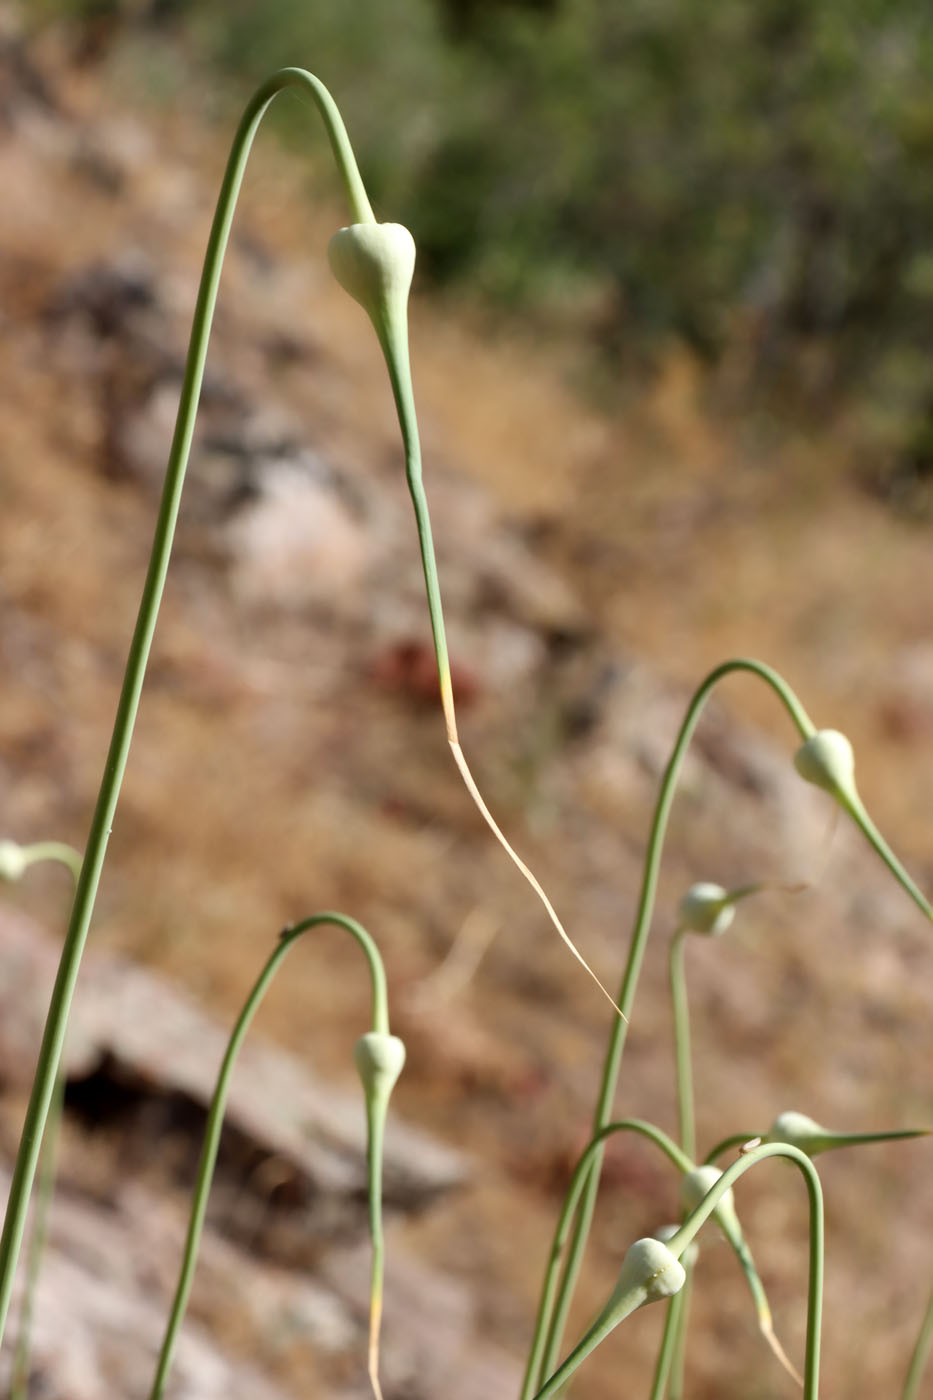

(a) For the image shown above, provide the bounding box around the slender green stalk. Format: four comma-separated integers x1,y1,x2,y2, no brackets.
148,911,387,1400
649,1285,687,1400
534,659,815,1375
901,1285,933,1400
669,928,695,1161
667,1264,692,1400
0,841,81,1397
520,1120,692,1400
0,69,373,1346
9,1071,63,1400
705,1133,757,1165
665,1142,823,1400
839,791,932,923
11,843,83,882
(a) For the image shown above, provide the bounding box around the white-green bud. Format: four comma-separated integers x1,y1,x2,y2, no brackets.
0,840,27,883
765,1110,828,1156
678,882,735,936
680,1164,742,1240
610,1237,686,1313
793,729,856,801
654,1222,699,1270
328,222,416,333
354,1030,406,1104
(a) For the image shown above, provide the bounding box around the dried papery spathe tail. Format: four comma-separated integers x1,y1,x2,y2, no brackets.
794,729,932,920
328,207,624,1028
680,1166,802,1387
766,1109,930,1157
533,1238,685,1400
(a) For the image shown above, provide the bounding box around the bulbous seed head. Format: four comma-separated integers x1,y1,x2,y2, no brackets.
766,1110,829,1156
678,882,735,936
327,223,416,328
793,729,856,798
354,1031,407,1099
615,1237,686,1306
0,841,27,883
680,1164,742,1237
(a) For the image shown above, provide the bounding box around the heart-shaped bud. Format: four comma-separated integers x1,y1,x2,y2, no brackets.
0,841,27,883
678,882,735,936
328,223,416,333
609,1237,686,1315
793,729,856,801
680,1164,742,1239
354,1031,406,1105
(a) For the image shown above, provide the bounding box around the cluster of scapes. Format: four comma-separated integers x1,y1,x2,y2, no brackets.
1,66,932,1400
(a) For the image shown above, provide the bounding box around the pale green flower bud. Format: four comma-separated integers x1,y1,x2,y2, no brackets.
654,1222,699,1270
678,882,735,936
354,1031,406,1105
608,1237,686,1316
680,1164,742,1240
793,729,856,801
765,1110,830,1156
0,841,27,883
328,223,416,336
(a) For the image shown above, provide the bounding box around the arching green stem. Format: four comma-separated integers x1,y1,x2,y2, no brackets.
148,911,389,1400
669,928,695,1161
520,1120,692,1400
901,1284,933,1400
1,842,81,1398
533,659,815,1373
706,1132,757,1165
0,69,373,1346
665,1142,823,1400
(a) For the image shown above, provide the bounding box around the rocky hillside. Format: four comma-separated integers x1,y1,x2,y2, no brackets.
0,13,931,1398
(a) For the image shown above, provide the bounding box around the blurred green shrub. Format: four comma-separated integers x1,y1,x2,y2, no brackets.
29,0,933,495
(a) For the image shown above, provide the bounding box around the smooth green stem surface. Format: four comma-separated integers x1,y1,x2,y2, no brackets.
521,1121,692,1400
669,929,695,1160
535,659,815,1372
10,1074,64,1400
901,1285,933,1400
841,792,932,923
666,1142,823,1400
0,68,370,1347
667,1263,692,1400
148,911,387,1400
649,1285,687,1400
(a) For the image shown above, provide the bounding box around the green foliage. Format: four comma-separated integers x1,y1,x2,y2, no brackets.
33,0,933,474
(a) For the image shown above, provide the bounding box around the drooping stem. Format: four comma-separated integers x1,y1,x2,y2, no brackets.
519,1120,692,1400
901,1284,933,1400
669,928,695,1161
705,1132,757,1164
665,1142,823,1400
0,69,373,1347
533,659,815,1375
148,911,388,1400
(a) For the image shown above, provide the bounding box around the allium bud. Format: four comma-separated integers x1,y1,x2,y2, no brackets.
678,882,735,936
793,729,856,801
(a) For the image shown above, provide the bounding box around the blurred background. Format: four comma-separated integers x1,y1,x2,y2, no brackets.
1,1,932,1397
